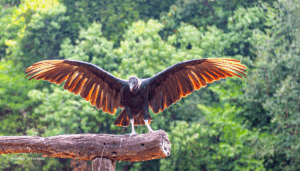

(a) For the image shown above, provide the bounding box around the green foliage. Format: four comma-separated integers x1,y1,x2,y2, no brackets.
0,3,18,59
115,19,174,79
0,60,65,170
12,1,69,68
161,118,265,170
0,60,36,135
60,22,118,72
226,6,266,57
243,0,300,169
1,0,299,170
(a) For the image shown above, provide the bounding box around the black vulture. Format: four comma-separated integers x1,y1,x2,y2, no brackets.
25,58,246,136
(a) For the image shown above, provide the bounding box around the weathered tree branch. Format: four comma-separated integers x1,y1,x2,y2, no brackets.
0,130,171,162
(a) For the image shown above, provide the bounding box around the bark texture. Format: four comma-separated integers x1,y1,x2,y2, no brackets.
0,130,171,162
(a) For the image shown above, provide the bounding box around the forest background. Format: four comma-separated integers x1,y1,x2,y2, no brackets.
0,0,299,170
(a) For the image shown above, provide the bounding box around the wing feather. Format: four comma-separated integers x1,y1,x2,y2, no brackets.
186,70,201,90
167,76,178,101
85,83,95,101
147,58,247,113
164,79,173,107
90,84,99,106
64,71,77,90
106,89,111,114
80,79,94,99
25,60,126,115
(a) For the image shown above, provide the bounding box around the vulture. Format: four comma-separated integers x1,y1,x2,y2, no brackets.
25,58,246,136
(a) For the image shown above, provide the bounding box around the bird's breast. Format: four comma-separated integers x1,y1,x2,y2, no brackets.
121,86,149,109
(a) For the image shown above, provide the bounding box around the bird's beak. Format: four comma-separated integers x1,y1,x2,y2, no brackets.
129,82,134,92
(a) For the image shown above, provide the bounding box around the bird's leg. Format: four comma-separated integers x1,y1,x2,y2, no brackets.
125,107,137,137
129,119,138,136
144,109,155,133
144,119,154,133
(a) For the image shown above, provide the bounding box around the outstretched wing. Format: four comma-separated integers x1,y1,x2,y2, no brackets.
25,60,127,114
147,58,247,114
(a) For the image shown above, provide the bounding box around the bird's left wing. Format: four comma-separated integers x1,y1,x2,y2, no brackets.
146,58,247,114
25,60,127,114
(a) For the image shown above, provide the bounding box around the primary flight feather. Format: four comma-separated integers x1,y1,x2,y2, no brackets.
25,58,247,136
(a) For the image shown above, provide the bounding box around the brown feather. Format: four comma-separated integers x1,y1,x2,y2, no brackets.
158,89,165,111
190,69,207,87
64,71,78,90
85,83,95,101
220,68,242,78
115,93,121,109
151,88,159,113
106,89,111,114
48,67,73,83
188,74,201,90
100,83,108,112
202,68,220,80
26,65,56,76
25,60,124,116
182,70,197,92
73,76,87,95
80,78,95,99
150,99,156,113
69,73,83,92
90,84,99,106
208,67,226,79
172,73,185,97
155,88,161,113
103,93,108,113
95,87,102,110
176,71,192,96
55,74,69,85
196,69,214,83
168,75,180,101
29,68,58,81
45,67,70,82
213,67,233,78
110,89,116,114
223,65,246,77
97,88,105,109
164,79,173,107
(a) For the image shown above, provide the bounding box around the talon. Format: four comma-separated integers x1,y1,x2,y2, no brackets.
148,129,154,133
127,132,138,137
149,130,157,133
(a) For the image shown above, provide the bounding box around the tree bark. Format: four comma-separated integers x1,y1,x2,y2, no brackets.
0,130,171,162
92,158,115,171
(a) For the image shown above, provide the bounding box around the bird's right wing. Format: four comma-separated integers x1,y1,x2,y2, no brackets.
146,58,247,114
25,60,127,114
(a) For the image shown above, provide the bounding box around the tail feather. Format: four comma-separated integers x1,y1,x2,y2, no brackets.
134,112,153,126
114,109,153,127
114,109,130,127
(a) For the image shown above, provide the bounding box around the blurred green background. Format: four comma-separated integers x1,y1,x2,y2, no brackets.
0,0,299,170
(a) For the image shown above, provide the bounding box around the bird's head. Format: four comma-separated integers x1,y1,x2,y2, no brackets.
128,76,140,92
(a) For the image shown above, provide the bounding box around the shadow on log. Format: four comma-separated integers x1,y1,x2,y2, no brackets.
0,130,170,162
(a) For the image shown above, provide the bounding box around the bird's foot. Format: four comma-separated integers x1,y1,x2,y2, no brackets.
148,129,158,133
126,132,138,137
148,128,163,133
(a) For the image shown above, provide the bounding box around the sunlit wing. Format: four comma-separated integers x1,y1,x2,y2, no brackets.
25,60,127,114
147,58,247,113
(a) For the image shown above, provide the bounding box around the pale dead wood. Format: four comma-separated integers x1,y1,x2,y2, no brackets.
93,158,115,171
0,130,171,162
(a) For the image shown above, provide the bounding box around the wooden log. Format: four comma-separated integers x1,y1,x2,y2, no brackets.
0,130,171,162
92,158,115,171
